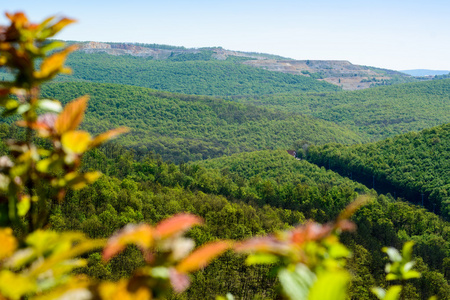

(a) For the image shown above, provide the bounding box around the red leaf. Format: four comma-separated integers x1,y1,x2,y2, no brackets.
176,240,232,273
155,214,202,239
290,222,333,245
335,220,356,232
234,236,289,254
169,268,190,293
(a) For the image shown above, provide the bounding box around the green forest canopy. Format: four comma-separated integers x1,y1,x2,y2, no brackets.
68,145,450,299
235,79,450,141
56,51,340,96
40,82,365,162
306,123,450,219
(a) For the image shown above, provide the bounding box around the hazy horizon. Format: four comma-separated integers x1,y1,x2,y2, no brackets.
2,0,450,71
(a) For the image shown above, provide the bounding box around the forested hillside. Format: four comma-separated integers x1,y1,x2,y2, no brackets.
56,52,340,96
236,79,450,140
306,123,450,219
2,112,448,299
40,82,365,162
38,142,449,299
194,150,450,299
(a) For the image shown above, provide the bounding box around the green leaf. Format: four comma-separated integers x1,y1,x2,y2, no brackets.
383,247,402,262
384,286,402,300
278,264,316,300
371,287,386,300
17,103,31,115
403,270,421,280
39,41,66,54
245,253,279,265
371,286,402,300
328,243,351,259
386,273,400,281
38,99,62,113
401,241,415,262
308,270,350,300
17,195,31,217
151,267,170,279
403,261,415,273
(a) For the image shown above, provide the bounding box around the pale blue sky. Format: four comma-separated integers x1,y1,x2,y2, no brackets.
2,0,450,70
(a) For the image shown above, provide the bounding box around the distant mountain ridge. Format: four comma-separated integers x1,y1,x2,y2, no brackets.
78,41,290,61
74,41,416,90
400,69,450,76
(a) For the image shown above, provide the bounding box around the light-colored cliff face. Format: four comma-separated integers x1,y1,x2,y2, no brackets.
80,42,111,49
243,60,395,90
79,42,178,58
77,42,409,90
79,42,271,60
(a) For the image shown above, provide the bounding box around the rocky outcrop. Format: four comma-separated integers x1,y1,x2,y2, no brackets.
242,60,402,90
76,42,410,90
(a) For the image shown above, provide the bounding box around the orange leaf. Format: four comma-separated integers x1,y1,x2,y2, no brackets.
337,195,370,222
99,279,151,300
6,12,28,28
103,224,153,261
33,44,78,79
55,95,88,135
176,240,232,273
47,18,76,37
90,127,130,149
155,214,203,239
0,228,17,260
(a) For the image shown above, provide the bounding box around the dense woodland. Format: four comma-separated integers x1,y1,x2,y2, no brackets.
40,82,365,162
51,146,450,299
56,51,340,96
236,79,450,140
306,123,450,219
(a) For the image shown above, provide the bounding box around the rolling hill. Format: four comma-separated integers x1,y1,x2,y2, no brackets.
40,82,366,162
71,41,416,91
57,51,340,96
235,79,450,141
306,123,450,218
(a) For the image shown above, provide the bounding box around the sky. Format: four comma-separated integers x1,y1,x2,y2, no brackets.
2,0,450,71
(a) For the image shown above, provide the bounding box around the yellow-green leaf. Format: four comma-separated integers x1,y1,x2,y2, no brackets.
0,270,36,300
245,253,279,265
17,195,31,217
308,270,350,300
61,131,91,154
